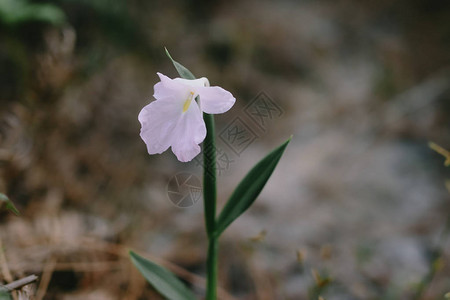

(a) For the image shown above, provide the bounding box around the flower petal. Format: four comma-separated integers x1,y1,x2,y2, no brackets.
171,102,206,162
174,77,209,88
153,73,185,100
197,86,236,114
138,98,181,155
154,73,208,100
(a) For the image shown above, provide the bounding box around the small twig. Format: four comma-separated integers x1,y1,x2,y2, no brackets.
0,237,13,283
35,257,56,300
125,258,145,300
0,237,17,300
3,275,38,291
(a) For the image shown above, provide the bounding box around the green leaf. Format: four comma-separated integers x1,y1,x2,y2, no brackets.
165,48,196,80
0,193,19,216
214,137,291,237
129,251,197,300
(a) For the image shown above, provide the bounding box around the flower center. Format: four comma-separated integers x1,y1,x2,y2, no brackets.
183,91,195,113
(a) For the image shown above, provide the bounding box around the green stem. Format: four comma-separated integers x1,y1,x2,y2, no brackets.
203,112,217,237
206,237,218,300
203,112,218,299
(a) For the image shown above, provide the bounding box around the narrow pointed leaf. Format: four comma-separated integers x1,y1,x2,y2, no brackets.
129,251,197,300
215,137,291,237
0,193,19,216
165,48,196,80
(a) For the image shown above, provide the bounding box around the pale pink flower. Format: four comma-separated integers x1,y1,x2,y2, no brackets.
138,73,235,162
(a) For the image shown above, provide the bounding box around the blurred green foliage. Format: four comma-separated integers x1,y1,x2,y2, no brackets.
56,0,140,49
0,0,145,103
0,289,11,300
0,0,65,26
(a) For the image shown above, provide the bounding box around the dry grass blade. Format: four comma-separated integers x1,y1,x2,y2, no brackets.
429,142,450,166
35,257,56,300
3,275,38,291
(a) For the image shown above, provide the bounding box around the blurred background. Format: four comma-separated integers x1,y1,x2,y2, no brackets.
1,0,450,299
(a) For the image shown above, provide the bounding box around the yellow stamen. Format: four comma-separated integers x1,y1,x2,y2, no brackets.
183,92,195,113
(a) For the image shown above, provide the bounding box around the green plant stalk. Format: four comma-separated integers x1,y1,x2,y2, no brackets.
203,112,216,238
203,112,218,299
206,237,218,300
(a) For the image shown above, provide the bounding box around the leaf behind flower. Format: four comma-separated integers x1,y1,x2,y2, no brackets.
165,48,196,80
